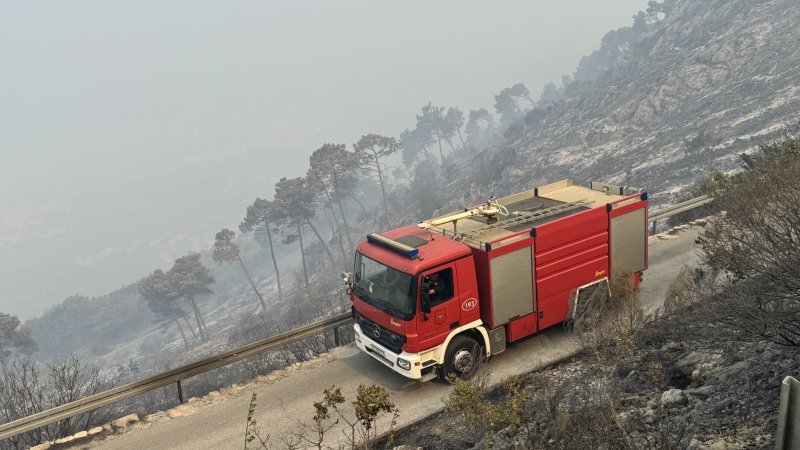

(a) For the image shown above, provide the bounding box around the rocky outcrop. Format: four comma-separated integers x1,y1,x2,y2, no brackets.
460,0,800,208
661,388,689,408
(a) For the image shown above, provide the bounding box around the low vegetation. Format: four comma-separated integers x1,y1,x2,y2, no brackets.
243,385,398,450
0,355,117,450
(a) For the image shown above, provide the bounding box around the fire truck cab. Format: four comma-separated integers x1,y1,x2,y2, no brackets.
347,179,648,381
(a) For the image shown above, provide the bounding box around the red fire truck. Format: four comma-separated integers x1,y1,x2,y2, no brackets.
345,179,648,381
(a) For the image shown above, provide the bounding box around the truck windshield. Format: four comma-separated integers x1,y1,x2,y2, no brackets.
354,252,415,320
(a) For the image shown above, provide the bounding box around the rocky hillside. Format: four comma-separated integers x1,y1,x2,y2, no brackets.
466,0,800,204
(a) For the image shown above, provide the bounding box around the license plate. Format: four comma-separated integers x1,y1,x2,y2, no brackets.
369,344,385,358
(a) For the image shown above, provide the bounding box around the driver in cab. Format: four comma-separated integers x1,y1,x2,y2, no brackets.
425,271,451,303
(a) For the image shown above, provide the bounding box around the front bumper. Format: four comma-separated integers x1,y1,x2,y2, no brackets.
354,324,428,379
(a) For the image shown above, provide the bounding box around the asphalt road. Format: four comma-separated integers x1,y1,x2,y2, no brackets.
87,225,701,450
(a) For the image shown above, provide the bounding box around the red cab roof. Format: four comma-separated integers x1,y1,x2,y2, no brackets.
356,225,471,275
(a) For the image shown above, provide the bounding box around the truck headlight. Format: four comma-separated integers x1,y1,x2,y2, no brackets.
397,358,411,371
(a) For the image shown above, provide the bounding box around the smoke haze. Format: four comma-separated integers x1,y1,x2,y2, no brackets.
0,1,646,318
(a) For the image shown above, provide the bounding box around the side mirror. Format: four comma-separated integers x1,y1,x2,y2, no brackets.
342,272,353,286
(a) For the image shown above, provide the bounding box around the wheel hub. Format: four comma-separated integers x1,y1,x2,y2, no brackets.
453,348,474,373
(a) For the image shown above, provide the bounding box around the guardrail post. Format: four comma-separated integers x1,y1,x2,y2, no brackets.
777,376,800,449
176,380,185,404
334,327,341,346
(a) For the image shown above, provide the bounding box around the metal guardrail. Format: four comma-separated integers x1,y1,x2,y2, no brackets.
649,194,714,222
0,195,716,443
649,194,714,234
0,312,352,441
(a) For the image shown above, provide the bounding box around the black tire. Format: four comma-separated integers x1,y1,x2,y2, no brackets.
442,335,480,381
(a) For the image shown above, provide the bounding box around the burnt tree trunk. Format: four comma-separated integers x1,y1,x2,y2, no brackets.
262,215,283,303
174,319,190,350
332,171,354,250
237,254,268,318
305,218,337,267
297,224,310,290
188,295,208,342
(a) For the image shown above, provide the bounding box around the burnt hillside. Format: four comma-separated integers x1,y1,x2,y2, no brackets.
463,0,800,205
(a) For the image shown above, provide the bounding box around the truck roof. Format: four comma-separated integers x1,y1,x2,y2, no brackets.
420,179,635,251
356,225,472,275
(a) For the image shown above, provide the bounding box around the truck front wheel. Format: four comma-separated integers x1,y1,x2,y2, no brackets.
442,335,480,381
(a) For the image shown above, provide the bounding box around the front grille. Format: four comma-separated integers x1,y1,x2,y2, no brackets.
356,312,406,354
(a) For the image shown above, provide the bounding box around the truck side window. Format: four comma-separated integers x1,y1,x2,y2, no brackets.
423,268,453,306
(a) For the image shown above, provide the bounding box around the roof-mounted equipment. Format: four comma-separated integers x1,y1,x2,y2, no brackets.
366,233,420,259
419,196,510,234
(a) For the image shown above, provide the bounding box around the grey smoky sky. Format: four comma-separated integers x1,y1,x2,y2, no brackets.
0,1,646,319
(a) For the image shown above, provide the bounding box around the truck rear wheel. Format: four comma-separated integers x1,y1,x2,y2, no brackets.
442,335,480,381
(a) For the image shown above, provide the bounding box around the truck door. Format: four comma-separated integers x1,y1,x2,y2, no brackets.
416,264,461,350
